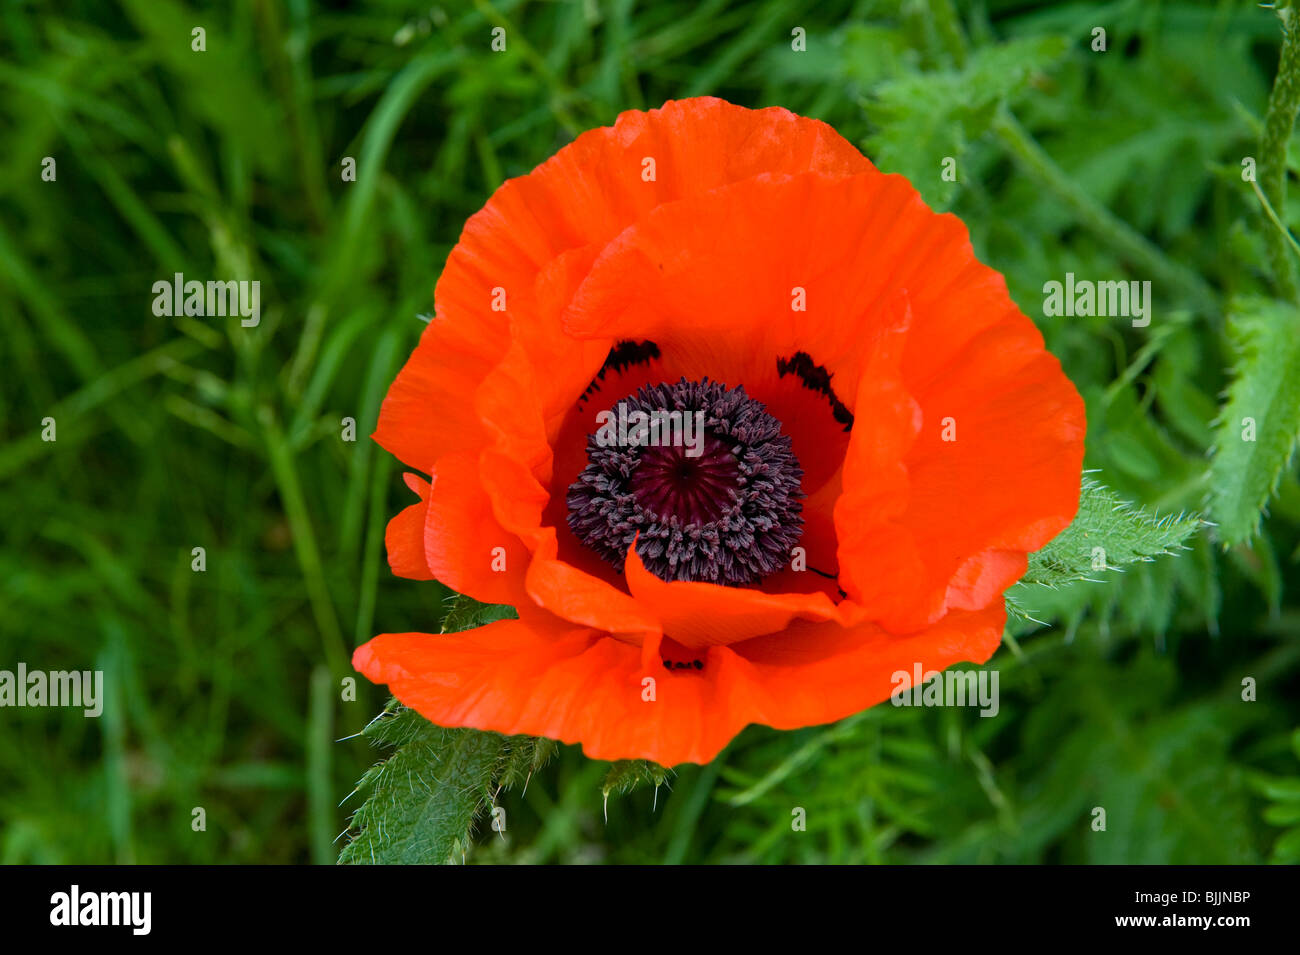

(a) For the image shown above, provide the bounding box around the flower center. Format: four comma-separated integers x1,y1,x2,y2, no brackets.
566,378,804,585
629,435,739,525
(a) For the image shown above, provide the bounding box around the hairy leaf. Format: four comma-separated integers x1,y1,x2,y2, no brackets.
339,705,505,865
602,760,671,800
440,593,517,633
865,34,1067,207
1208,297,1300,546
340,594,552,864
1006,477,1203,621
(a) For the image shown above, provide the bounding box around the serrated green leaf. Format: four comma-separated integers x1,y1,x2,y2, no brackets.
1006,477,1202,620
440,592,517,633
1209,297,1300,546
339,704,505,864
865,34,1067,207
602,759,671,799
497,736,558,791
340,700,558,864
340,586,554,864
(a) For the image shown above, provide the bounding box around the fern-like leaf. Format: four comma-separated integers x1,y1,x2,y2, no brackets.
1006,476,1203,620
339,595,552,864
1208,297,1300,546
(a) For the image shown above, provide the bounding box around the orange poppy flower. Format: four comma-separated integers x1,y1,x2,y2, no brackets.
352,97,1085,766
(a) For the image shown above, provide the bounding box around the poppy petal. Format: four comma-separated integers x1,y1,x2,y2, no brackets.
560,171,935,391
623,542,847,648
353,619,737,765
375,99,873,472
524,531,661,639
725,601,1007,732
360,98,1086,767
561,168,1081,629
423,453,532,608
353,601,1006,766
386,473,434,581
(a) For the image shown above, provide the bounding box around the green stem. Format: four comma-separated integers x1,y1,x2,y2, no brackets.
992,110,1218,317
932,0,968,68
1261,1,1300,303
261,408,349,676
472,0,581,137
1250,179,1300,261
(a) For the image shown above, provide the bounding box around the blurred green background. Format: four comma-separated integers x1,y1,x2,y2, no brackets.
2,0,1300,864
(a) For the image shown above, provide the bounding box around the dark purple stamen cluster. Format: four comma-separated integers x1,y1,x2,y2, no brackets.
566,378,804,586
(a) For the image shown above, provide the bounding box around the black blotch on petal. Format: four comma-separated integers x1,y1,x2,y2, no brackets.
776,351,854,432
578,340,661,407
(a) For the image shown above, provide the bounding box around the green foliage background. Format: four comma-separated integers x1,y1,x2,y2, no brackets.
2,0,1299,864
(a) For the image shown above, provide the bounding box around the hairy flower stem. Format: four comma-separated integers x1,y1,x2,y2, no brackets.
1261,1,1300,304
